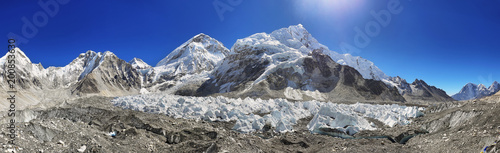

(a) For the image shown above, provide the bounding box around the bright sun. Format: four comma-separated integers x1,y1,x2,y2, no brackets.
295,0,365,18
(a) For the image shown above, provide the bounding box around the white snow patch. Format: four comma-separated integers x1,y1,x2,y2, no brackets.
77,145,86,152
284,87,303,100
140,88,149,94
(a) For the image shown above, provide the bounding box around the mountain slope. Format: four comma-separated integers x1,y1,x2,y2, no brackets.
259,24,389,81
155,33,229,75
144,33,230,92
70,51,142,96
452,81,500,100
480,90,500,102
387,76,454,102
274,25,448,101
182,25,456,102
129,58,151,69
0,48,143,110
186,25,405,102
0,25,457,110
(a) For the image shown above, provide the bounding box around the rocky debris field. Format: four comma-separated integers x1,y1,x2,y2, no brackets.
0,96,499,152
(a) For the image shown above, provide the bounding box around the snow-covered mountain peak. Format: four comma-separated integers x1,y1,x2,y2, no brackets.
0,48,47,79
391,76,406,83
325,52,389,80
490,81,499,89
230,24,327,56
0,48,33,66
268,24,325,51
77,50,118,80
488,81,500,94
191,33,209,42
412,79,430,87
103,51,115,57
465,83,477,87
156,33,229,67
229,24,389,81
478,84,487,90
452,81,500,101
462,83,478,92
129,58,151,69
15,48,32,64
221,26,319,85
150,34,230,84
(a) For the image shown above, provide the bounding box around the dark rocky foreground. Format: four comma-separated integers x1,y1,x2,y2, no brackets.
1,97,499,152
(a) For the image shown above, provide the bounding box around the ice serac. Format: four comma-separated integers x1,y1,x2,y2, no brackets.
452,81,500,101
193,25,404,102
145,33,230,92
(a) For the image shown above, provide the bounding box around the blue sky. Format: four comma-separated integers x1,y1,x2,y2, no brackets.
2,0,499,95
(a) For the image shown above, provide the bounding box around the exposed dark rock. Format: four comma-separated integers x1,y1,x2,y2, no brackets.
192,49,405,102
388,76,454,102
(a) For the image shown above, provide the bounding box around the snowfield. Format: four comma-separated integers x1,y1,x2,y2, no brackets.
112,94,424,135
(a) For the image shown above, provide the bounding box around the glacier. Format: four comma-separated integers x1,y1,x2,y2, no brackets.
112,94,423,135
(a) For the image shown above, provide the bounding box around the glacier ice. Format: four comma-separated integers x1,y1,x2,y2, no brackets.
112,94,423,135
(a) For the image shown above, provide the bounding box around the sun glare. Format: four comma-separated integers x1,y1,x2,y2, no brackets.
295,0,365,18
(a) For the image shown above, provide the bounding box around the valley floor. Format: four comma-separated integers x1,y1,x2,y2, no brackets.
0,96,499,152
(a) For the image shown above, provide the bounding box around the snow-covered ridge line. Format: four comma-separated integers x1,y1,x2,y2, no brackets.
452,81,500,100
129,58,151,69
112,94,423,135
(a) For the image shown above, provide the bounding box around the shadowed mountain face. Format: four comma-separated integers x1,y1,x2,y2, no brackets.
175,25,408,102
452,81,500,101
0,49,143,110
406,79,454,102
71,52,142,96
481,90,500,102
142,33,231,92
387,76,454,102
181,24,448,102
193,49,405,102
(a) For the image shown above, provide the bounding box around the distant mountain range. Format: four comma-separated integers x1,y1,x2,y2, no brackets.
452,81,500,101
0,24,455,110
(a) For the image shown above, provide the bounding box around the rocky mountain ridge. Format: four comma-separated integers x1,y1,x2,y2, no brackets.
387,76,454,102
452,81,500,100
0,49,142,109
0,25,456,110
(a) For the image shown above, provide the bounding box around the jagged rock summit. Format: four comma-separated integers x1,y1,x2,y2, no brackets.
480,88,500,102
155,33,230,74
71,51,141,96
129,58,151,69
0,48,142,109
452,81,500,100
142,33,231,92
387,76,454,102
